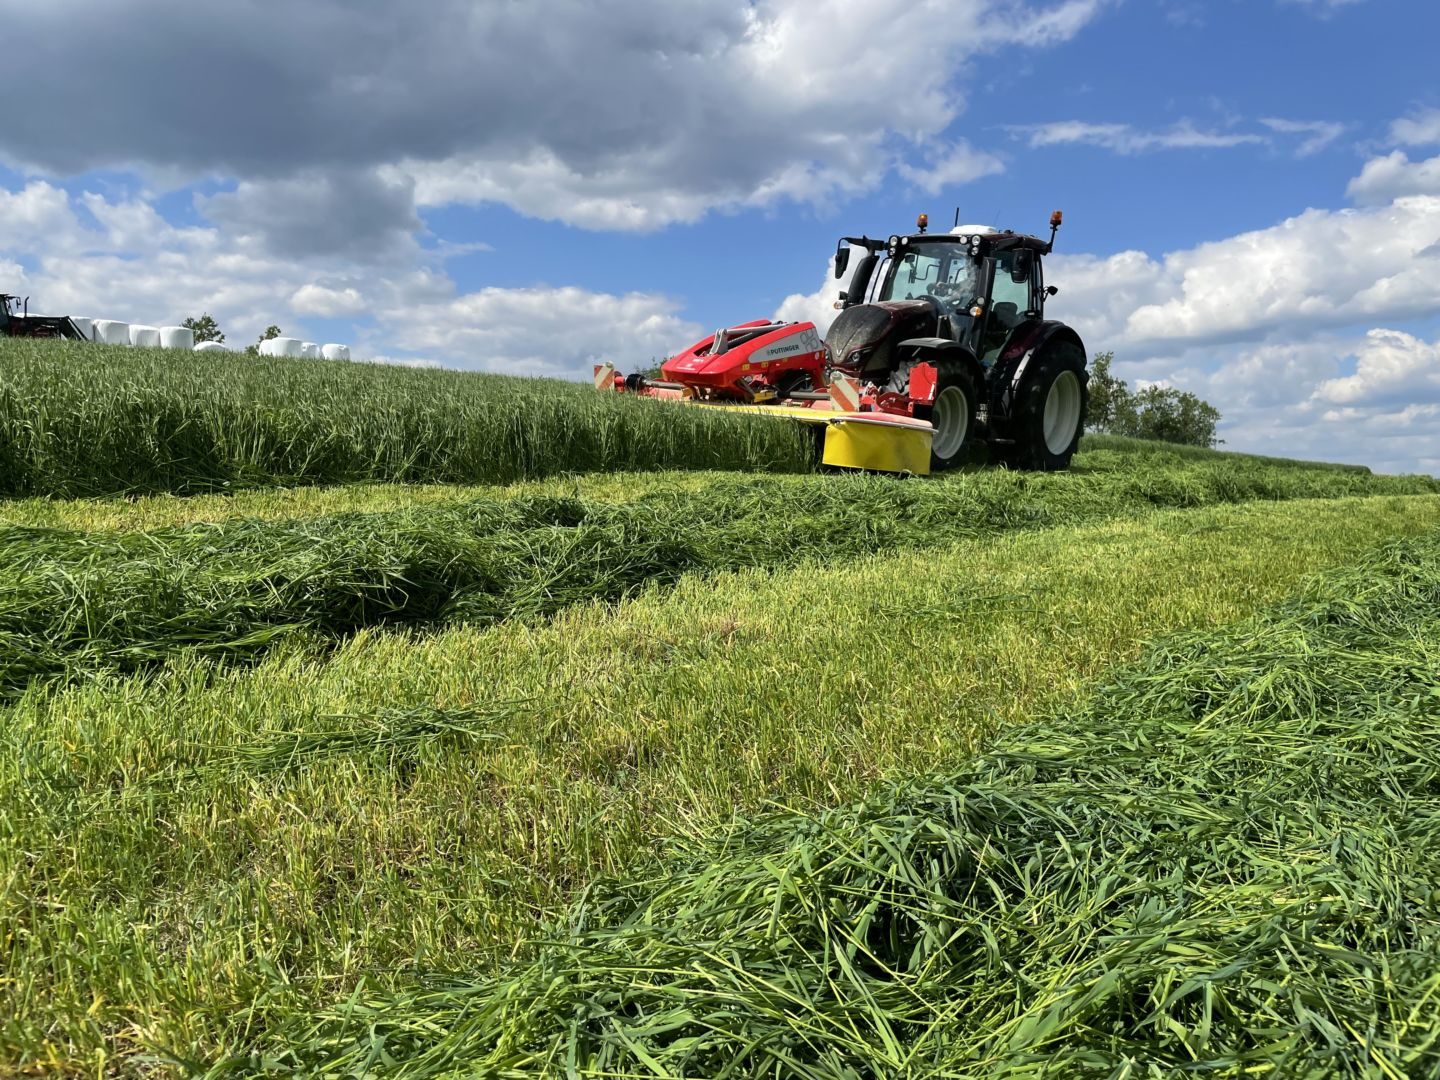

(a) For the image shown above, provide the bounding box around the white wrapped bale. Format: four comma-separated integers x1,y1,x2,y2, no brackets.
270,336,305,358
321,343,351,361
130,325,161,348
71,316,94,341
301,342,320,359
194,340,229,353
93,320,131,345
160,326,195,350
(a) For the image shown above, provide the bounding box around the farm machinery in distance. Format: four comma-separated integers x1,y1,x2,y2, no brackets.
1,294,89,340
596,211,1089,475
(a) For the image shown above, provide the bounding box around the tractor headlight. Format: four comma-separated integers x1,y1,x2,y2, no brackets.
957,234,969,245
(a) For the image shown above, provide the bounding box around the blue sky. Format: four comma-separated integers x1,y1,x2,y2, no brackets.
1,0,1438,472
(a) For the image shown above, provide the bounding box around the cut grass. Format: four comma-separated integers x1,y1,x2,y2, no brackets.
0,434,1403,535
2,495,1437,1074
0,340,812,497
3,458,1436,697
248,528,1440,1077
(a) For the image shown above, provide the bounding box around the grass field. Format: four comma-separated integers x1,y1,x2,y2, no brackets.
2,341,1439,1076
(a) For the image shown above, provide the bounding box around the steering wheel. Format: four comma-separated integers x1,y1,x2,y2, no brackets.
927,280,959,300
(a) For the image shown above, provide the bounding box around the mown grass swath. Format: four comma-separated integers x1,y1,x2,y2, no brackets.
6,496,1436,1074
0,340,812,496
3,458,1435,696
238,532,1440,1078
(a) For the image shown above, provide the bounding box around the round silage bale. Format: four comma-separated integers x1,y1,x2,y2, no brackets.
160,326,195,350
92,320,131,345
321,343,351,361
129,325,161,347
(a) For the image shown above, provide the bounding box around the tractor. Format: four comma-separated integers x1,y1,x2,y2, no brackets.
599,210,1089,474
1,294,88,341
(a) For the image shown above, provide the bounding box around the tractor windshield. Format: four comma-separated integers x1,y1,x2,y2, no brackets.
878,243,981,309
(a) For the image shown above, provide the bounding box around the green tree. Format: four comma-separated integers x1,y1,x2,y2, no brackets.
1123,384,1222,448
1085,351,1128,431
245,325,283,357
1084,350,1222,448
181,313,224,344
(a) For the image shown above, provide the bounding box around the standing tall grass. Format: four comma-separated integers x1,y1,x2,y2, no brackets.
0,341,812,496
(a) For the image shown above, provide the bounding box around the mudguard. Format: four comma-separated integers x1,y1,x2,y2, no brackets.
987,320,1086,423
896,337,986,401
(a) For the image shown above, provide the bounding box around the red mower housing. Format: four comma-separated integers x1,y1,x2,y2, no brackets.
653,320,826,402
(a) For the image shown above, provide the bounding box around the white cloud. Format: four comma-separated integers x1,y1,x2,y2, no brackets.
896,141,1006,194
0,182,689,379
1313,329,1440,406
1046,195,1440,350
1347,151,1440,205
290,284,367,317
1015,116,1351,159
1259,117,1346,157
1391,108,1440,147
378,286,702,379
1013,120,1266,154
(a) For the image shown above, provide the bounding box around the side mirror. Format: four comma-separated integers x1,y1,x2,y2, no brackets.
1046,285,1059,297
1010,250,1033,284
835,244,851,279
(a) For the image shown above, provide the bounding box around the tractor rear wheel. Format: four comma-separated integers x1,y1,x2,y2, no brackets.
889,357,978,471
998,340,1088,471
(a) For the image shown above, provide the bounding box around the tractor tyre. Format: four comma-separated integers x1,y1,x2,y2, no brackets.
997,340,1088,471
888,356,978,471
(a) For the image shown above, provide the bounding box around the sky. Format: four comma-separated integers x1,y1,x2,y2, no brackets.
1,0,1438,473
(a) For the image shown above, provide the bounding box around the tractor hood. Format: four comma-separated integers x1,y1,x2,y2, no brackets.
824,300,937,372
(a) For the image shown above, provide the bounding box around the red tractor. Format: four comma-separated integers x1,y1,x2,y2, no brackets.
600,211,1088,474
1,294,88,341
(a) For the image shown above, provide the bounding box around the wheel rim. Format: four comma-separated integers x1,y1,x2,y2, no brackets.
931,385,970,460
1043,370,1082,455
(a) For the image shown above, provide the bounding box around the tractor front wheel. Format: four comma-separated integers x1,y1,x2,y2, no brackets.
889,357,979,471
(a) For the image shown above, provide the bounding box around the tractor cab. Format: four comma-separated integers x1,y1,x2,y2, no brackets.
830,212,1062,375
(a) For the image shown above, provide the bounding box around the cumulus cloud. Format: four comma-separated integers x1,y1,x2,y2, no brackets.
377,286,702,380
896,141,1006,195
0,180,690,379
1347,152,1440,205
200,171,422,261
1391,108,1440,147
1046,195,1440,350
0,0,1102,232
1313,329,1440,406
290,284,368,317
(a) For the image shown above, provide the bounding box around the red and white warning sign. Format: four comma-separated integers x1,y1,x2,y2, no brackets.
828,374,862,412
593,363,618,392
